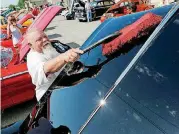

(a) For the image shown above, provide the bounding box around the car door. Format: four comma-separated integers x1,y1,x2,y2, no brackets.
3,66,35,106
1,48,35,107
1,78,14,110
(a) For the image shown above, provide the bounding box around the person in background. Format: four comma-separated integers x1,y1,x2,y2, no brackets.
7,12,24,49
39,5,43,11
6,9,26,21
85,0,92,22
30,5,40,16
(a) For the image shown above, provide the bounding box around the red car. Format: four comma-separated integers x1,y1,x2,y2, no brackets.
1,6,63,110
100,0,154,22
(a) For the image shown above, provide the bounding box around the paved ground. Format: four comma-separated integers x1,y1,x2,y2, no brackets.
45,15,100,48
1,15,100,128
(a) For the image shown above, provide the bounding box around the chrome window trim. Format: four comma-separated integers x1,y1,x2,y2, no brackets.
0,71,29,81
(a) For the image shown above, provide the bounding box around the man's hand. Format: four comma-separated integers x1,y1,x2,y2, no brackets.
44,48,83,74
62,48,83,63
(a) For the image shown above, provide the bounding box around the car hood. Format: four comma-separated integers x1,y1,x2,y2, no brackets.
19,6,63,62
17,13,35,25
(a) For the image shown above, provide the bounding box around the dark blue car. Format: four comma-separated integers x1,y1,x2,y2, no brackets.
2,3,179,134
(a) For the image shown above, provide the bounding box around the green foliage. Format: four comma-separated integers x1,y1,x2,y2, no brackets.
18,0,25,8
9,4,16,10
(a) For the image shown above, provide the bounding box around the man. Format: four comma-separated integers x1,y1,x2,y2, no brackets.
85,0,92,22
26,29,83,101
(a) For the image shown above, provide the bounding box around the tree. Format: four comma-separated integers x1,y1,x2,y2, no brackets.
9,4,16,10
18,0,25,8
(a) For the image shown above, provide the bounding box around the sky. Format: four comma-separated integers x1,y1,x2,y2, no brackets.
1,0,19,8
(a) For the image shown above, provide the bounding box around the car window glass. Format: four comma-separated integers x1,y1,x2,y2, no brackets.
110,1,114,5
97,2,104,6
48,6,173,133
49,12,148,134
82,10,179,134
49,39,145,134
104,1,113,6
79,8,170,87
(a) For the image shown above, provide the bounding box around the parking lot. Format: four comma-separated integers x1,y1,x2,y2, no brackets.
1,15,100,128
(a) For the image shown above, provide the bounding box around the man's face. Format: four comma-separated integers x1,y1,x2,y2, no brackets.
31,31,50,53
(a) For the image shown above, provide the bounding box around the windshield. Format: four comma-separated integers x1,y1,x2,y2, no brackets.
46,6,173,133
48,13,151,134
82,9,179,134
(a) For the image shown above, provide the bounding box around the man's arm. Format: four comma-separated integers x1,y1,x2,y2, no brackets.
43,53,66,74
44,48,83,74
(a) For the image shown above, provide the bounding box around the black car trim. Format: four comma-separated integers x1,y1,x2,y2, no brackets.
78,3,179,134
